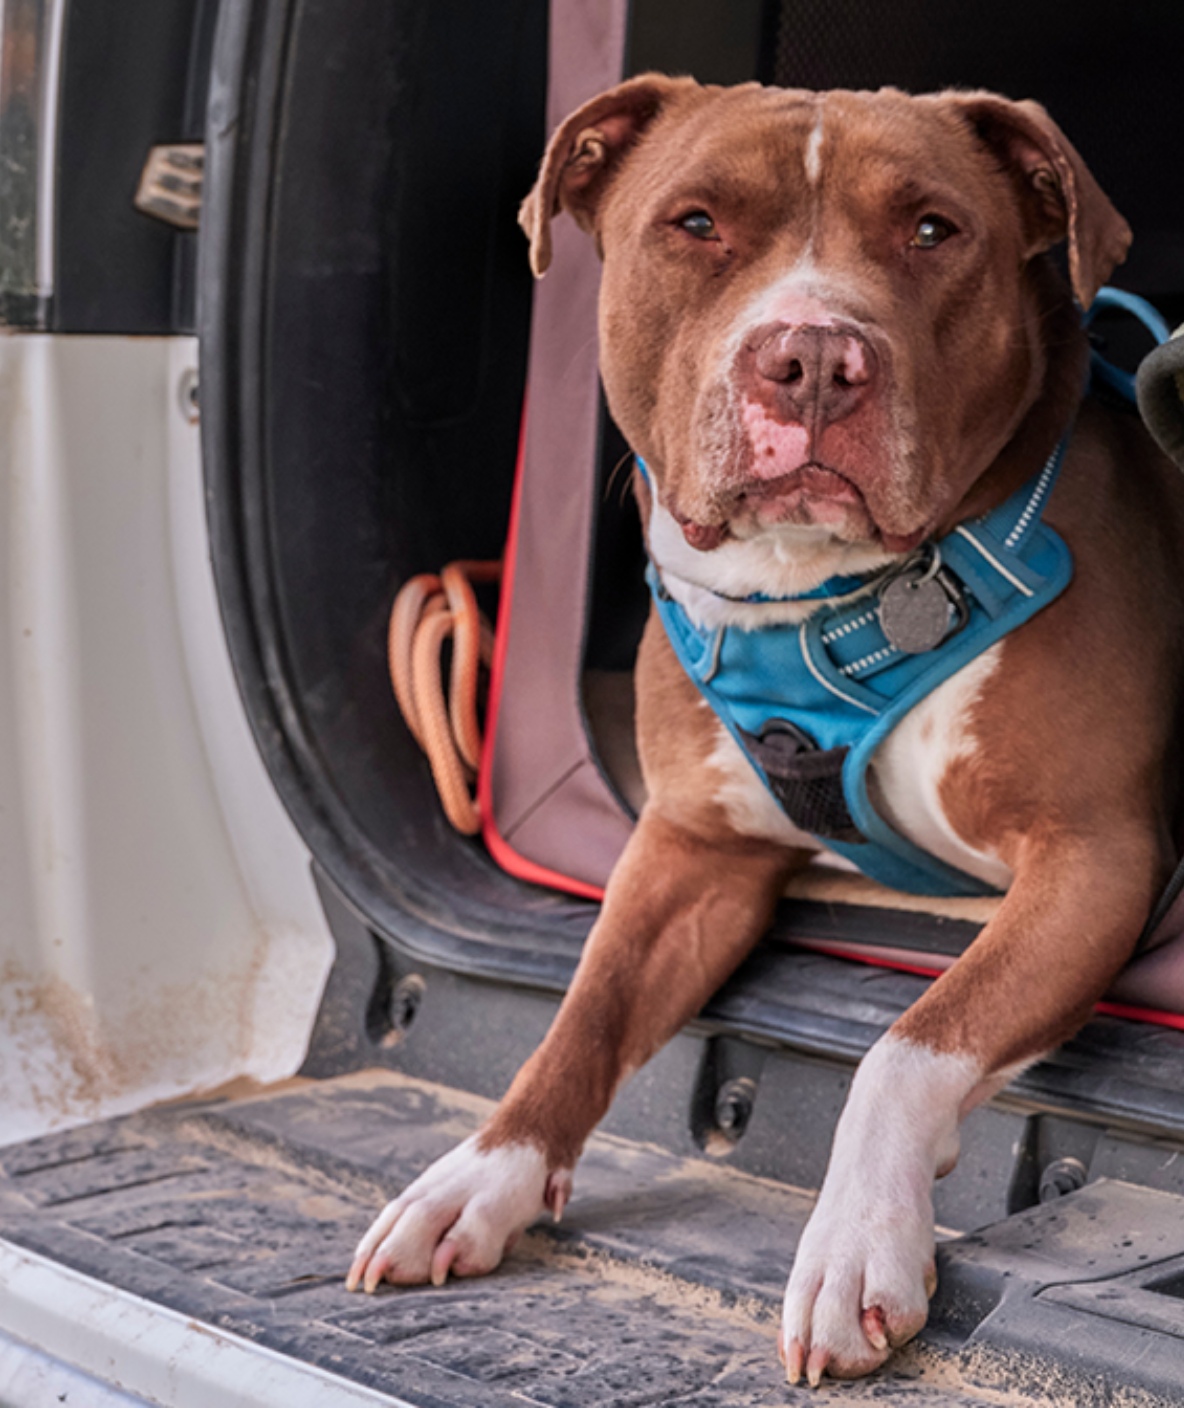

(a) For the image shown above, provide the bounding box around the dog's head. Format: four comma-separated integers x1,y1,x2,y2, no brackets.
521,78,1130,587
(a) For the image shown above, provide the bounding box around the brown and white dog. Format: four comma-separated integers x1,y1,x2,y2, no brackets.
348,78,1184,1384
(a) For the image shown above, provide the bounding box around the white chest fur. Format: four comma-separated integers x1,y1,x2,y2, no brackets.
869,643,1012,889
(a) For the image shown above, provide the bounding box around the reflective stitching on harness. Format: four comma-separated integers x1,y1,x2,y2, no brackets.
822,607,878,643
953,525,1035,597
841,643,897,676
1004,449,1058,549
800,622,880,714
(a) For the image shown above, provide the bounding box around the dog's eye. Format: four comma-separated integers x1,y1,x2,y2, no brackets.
912,216,955,249
679,211,719,241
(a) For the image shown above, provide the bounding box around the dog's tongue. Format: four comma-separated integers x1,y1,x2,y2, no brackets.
680,521,728,552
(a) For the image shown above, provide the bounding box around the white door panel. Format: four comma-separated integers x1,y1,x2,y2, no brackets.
0,333,333,1145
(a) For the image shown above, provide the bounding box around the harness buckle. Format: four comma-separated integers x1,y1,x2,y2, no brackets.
738,719,862,843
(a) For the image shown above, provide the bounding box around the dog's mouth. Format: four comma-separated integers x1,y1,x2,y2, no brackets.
738,463,864,510
673,463,901,552
670,507,730,552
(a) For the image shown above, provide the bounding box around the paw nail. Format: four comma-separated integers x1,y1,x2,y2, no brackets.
862,1305,889,1351
431,1239,457,1288
806,1348,828,1388
784,1339,805,1385
545,1171,571,1222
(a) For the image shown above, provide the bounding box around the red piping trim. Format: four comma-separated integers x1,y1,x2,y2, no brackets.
1094,999,1184,1031
803,942,1184,1032
801,943,947,982
483,823,607,902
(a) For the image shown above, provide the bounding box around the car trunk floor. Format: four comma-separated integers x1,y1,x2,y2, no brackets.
4,1070,1184,1405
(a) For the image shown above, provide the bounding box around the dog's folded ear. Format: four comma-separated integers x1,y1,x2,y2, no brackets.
519,73,701,277
937,92,1131,310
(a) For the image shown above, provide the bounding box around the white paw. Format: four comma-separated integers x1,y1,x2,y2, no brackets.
780,1194,935,1385
345,1136,571,1292
778,1036,975,1385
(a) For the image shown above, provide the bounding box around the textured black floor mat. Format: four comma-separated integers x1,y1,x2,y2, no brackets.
4,1070,1184,1406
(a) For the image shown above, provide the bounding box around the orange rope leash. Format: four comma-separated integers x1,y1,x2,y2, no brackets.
387,559,501,834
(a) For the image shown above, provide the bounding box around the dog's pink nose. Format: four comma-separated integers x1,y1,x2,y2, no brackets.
743,323,878,427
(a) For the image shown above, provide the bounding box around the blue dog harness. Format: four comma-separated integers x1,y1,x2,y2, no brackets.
643,290,1165,898
646,453,1071,897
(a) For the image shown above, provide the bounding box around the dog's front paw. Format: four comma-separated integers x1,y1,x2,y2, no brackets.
346,1136,572,1292
780,1198,934,1386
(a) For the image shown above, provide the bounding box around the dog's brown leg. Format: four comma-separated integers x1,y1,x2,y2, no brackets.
347,809,799,1292
781,824,1163,1386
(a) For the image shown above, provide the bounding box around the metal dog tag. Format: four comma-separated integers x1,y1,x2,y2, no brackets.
879,573,952,653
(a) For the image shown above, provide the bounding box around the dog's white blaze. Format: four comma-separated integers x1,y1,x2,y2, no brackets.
804,110,825,186
737,259,874,342
871,644,1013,890
782,1035,984,1368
